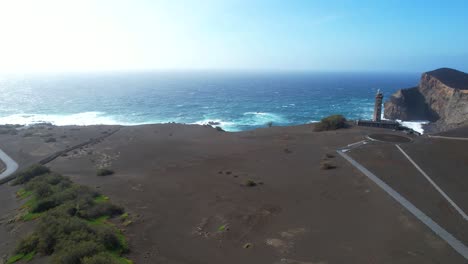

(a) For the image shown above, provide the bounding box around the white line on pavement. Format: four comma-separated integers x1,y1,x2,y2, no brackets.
337,149,468,259
0,148,18,180
396,144,468,221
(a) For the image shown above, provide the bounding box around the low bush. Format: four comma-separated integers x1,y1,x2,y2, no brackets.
96,169,114,176
320,161,336,170
82,252,121,264
10,170,130,264
314,115,347,132
53,241,103,264
245,179,257,187
81,203,124,219
45,137,57,143
12,164,50,185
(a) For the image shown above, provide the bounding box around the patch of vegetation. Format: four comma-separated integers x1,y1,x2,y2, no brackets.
97,169,114,176
314,115,347,132
45,137,57,143
215,126,225,132
245,179,257,187
320,161,336,170
119,213,133,227
217,224,227,232
12,164,50,185
16,189,33,199
22,132,34,137
243,243,253,249
8,168,130,264
6,251,35,264
95,195,110,203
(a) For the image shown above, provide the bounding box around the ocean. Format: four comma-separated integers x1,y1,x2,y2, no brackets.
0,71,423,132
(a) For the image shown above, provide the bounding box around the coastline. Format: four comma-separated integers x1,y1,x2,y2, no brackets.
0,121,467,263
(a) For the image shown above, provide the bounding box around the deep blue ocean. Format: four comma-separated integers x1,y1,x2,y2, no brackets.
0,71,420,131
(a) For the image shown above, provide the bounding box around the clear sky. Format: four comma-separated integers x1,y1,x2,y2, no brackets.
0,0,467,73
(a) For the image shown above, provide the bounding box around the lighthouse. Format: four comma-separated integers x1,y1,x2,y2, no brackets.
373,89,383,122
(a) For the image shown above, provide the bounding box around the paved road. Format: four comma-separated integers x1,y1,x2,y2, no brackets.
428,135,468,141
337,141,468,260
0,148,18,180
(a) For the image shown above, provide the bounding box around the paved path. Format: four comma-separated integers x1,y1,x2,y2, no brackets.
428,135,468,141
337,141,468,260
396,144,468,221
0,148,18,180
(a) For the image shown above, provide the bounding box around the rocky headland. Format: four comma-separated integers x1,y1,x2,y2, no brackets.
384,68,468,133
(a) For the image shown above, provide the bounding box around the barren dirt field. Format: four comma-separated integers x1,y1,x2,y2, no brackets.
1,123,467,264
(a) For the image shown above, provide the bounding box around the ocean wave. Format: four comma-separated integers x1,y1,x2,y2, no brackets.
0,112,140,126
192,112,287,132
240,112,286,125
192,119,235,128
397,120,429,134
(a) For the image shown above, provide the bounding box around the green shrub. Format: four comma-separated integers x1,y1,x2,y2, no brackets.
320,161,336,170
245,179,257,187
12,164,50,185
53,241,103,264
96,169,114,176
32,198,57,213
34,182,54,198
314,115,347,132
82,252,121,264
95,226,122,251
11,169,129,264
45,137,57,143
15,234,39,255
82,203,124,219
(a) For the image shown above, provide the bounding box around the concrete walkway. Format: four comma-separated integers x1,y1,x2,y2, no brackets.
0,149,18,180
428,135,468,141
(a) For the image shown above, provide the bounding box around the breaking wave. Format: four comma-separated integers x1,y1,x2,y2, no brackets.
0,112,140,126
398,120,429,134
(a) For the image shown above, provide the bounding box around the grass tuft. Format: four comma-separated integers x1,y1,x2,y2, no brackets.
245,179,257,187
320,161,336,170
97,168,114,176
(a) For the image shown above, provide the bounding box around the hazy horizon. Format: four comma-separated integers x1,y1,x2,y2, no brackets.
0,0,467,74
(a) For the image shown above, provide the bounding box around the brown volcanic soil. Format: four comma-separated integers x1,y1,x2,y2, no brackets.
0,124,466,263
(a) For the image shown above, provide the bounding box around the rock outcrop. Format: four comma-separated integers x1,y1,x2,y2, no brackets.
384,68,468,132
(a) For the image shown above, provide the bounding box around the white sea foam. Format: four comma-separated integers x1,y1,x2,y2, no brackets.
192,119,237,131
0,112,138,126
193,112,287,132
240,112,286,125
397,120,429,134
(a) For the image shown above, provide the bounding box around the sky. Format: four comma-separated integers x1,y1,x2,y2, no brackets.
0,0,467,73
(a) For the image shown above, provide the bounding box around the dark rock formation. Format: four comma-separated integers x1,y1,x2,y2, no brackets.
384,68,468,132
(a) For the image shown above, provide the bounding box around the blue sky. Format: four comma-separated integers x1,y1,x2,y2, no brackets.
0,0,467,73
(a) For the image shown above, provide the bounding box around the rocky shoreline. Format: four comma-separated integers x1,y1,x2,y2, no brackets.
384,68,468,133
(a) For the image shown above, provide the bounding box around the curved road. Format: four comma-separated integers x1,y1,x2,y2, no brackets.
0,149,18,180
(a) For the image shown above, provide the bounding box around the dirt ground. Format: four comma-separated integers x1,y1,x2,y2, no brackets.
0,123,467,263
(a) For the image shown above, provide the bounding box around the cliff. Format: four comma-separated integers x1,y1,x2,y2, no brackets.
384,68,468,132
